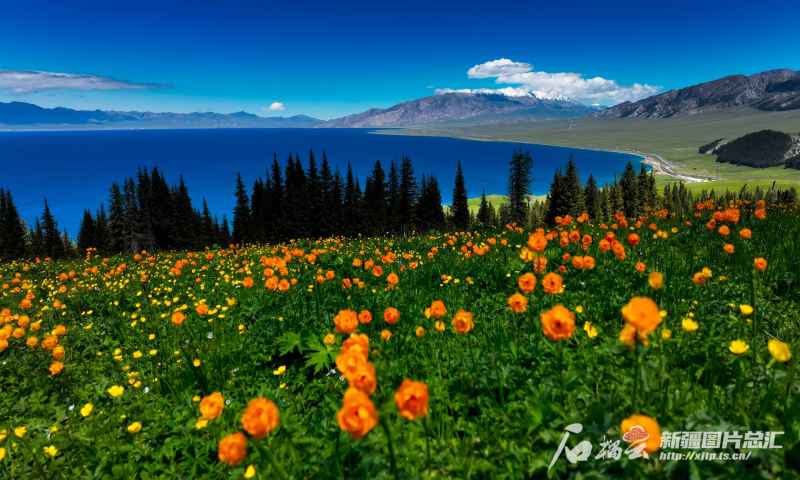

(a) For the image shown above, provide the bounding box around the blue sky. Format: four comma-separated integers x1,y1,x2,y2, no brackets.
1,0,799,120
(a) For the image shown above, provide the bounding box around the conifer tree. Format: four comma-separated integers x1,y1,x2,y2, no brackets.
451,161,470,230
584,174,601,222
545,168,567,223
77,209,96,253
507,148,534,225
563,155,585,217
41,199,61,259
0,190,26,260
387,159,400,232
95,204,111,255
477,188,491,224
318,151,334,237
620,162,639,218
363,161,388,235
232,173,251,244
269,154,286,242
306,149,321,237
398,156,416,234
343,163,362,237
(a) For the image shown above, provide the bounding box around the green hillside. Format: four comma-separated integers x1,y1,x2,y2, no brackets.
381,107,800,192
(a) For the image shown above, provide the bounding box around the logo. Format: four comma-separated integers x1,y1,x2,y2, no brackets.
623,426,649,443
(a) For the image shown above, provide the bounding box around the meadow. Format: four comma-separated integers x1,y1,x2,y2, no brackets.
1,199,799,479
384,107,800,194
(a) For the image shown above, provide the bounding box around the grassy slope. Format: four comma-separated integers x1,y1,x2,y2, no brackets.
465,194,547,213
381,107,800,194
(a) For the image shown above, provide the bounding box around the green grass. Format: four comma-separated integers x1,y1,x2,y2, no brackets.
465,194,547,213
381,107,800,192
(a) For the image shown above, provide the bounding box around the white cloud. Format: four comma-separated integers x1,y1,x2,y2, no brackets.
0,69,172,94
467,59,534,79
457,59,661,104
264,102,285,111
426,85,434,88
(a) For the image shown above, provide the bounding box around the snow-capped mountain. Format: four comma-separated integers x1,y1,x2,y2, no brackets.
435,87,571,102
319,88,597,128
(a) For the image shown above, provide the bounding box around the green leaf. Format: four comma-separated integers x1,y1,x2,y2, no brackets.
304,338,334,374
276,332,303,356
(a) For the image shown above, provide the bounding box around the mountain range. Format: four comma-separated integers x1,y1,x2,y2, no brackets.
318,88,600,127
0,101,322,128
3,68,799,129
588,69,800,119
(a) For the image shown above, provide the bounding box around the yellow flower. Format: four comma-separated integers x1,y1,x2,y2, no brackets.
729,340,749,354
739,304,753,316
196,417,209,429
43,445,58,457
575,306,584,313
127,422,142,434
682,319,699,332
324,334,336,345
193,359,201,367
661,329,672,340
0,429,6,441
768,339,791,363
192,395,201,402
133,351,142,359
107,385,125,397
81,403,93,417
149,349,157,355
273,365,286,376
14,426,26,438
648,271,663,290
0,447,5,461
245,465,257,478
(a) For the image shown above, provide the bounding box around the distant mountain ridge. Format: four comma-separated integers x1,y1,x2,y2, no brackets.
319,88,599,128
0,101,322,127
588,69,800,119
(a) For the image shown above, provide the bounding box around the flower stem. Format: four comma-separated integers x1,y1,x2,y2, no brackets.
379,419,399,480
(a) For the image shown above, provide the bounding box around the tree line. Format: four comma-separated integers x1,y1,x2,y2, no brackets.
2,147,797,261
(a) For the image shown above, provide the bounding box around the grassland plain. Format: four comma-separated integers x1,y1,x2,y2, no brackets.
380,107,800,195
1,197,799,479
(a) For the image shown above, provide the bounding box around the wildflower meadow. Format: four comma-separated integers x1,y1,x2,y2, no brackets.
1,198,799,479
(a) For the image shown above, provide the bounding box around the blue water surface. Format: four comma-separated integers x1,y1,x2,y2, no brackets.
0,128,641,236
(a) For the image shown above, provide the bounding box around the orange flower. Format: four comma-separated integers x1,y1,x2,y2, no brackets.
571,256,584,269
582,256,595,270
52,345,65,359
200,392,225,420
171,312,185,326
533,256,547,274
277,279,290,292
739,228,752,239
635,262,646,273
218,432,247,466
621,297,661,334
241,397,280,440
333,309,359,334
627,233,640,246
755,209,766,220
754,257,767,271
242,277,254,289
518,273,537,293
542,272,563,295
49,361,64,376
196,304,208,315
541,304,575,341
342,333,369,358
430,300,447,319
621,414,662,455
718,226,730,236
527,233,548,253
383,307,400,324
394,379,429,420
387,273,398,286
723,244,734,254
692,272,707,285
451,309,474,334
372,265,383,277
381,329,392,341
336,388,378,440
599,239,611,251
508,292,528,313
358,310,372,324
435,321,445,332
42,335,58,350
349,361,377,394
336,345,367,380
619,324,637,346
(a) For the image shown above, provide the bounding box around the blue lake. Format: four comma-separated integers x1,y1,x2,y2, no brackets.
0,128,641,237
